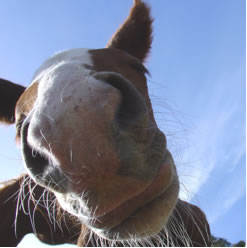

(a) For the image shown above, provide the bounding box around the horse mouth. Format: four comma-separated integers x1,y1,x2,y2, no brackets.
54,152,179,241
96,179,179,240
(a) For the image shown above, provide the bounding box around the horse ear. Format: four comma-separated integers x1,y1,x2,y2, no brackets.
106,0,153,63
0,79,26,124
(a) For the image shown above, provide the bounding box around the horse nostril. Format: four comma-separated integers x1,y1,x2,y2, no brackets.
94,72,148,129
21,119,67,192
21,120,49,177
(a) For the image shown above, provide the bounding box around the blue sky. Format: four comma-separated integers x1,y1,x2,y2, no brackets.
0,0,245,246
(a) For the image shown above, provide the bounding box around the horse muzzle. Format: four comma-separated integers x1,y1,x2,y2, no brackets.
20,68,178,240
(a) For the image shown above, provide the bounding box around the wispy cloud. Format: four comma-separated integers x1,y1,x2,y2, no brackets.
207,164,246,224
162,63,245,213
176,102,245,202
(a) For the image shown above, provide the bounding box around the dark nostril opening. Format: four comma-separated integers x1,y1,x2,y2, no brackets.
94,72,148,129
21,121,49,178
21,120,67,193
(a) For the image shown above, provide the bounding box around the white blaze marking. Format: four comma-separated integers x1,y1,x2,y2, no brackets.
27,48,114,149
32,48,93,83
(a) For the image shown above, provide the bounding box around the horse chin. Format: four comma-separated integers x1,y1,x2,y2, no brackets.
55,159,179,241
95,178,179,241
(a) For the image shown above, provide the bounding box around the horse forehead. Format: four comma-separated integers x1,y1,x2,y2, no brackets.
16,48,141,116
32,48,142,86
32,48,93,84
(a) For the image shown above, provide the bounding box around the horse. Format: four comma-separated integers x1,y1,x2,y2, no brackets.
0,0,211,246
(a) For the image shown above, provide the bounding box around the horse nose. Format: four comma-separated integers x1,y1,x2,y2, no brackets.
22,118,45,177
21,116,68,192
21,72,148,190
93,72,148,129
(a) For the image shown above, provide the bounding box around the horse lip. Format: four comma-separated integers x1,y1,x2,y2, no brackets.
37,166,69,193
87,174,179,240
83,153,177,231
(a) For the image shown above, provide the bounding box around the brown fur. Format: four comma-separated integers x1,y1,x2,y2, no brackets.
0,0,211,246
107,0,153,62
0,175,211,246
0,79,25,124
0,175,80,246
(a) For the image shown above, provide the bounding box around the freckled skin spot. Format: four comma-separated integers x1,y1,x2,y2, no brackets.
63,96,73,103
73,105,80,112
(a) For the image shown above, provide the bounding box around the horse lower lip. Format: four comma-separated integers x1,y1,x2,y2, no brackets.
41,169,68,192
87,180,178,242
87,159,175,230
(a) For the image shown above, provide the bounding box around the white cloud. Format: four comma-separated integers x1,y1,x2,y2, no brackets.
162,64,246,207
208,166,246,224
174,107,243,202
